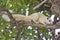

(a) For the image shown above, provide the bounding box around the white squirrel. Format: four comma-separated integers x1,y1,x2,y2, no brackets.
29,13,50,24
2,13,50,25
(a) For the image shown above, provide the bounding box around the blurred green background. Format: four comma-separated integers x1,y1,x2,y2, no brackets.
0,0,51,40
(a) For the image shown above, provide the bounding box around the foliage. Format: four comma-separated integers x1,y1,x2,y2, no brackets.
0,0,51,40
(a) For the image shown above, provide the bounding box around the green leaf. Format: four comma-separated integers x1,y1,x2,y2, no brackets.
6,0,10,10
45,33,50,38
44,4,50,7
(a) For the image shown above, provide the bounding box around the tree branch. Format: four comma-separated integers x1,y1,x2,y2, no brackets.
33,0,47,10
0,8,60,29
0,8,16,30
15,20,60,29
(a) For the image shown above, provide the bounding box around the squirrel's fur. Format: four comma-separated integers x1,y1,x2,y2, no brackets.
2,13,50,25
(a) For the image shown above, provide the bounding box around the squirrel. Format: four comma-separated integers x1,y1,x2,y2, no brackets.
2,13,50,25
29,13,50,24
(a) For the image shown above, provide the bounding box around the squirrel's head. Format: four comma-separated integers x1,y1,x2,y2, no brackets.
48,14,59,24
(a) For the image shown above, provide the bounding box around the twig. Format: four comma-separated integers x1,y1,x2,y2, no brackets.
15,26,22,40
33,0,47,10
0,8,23,40
0,8,16,30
